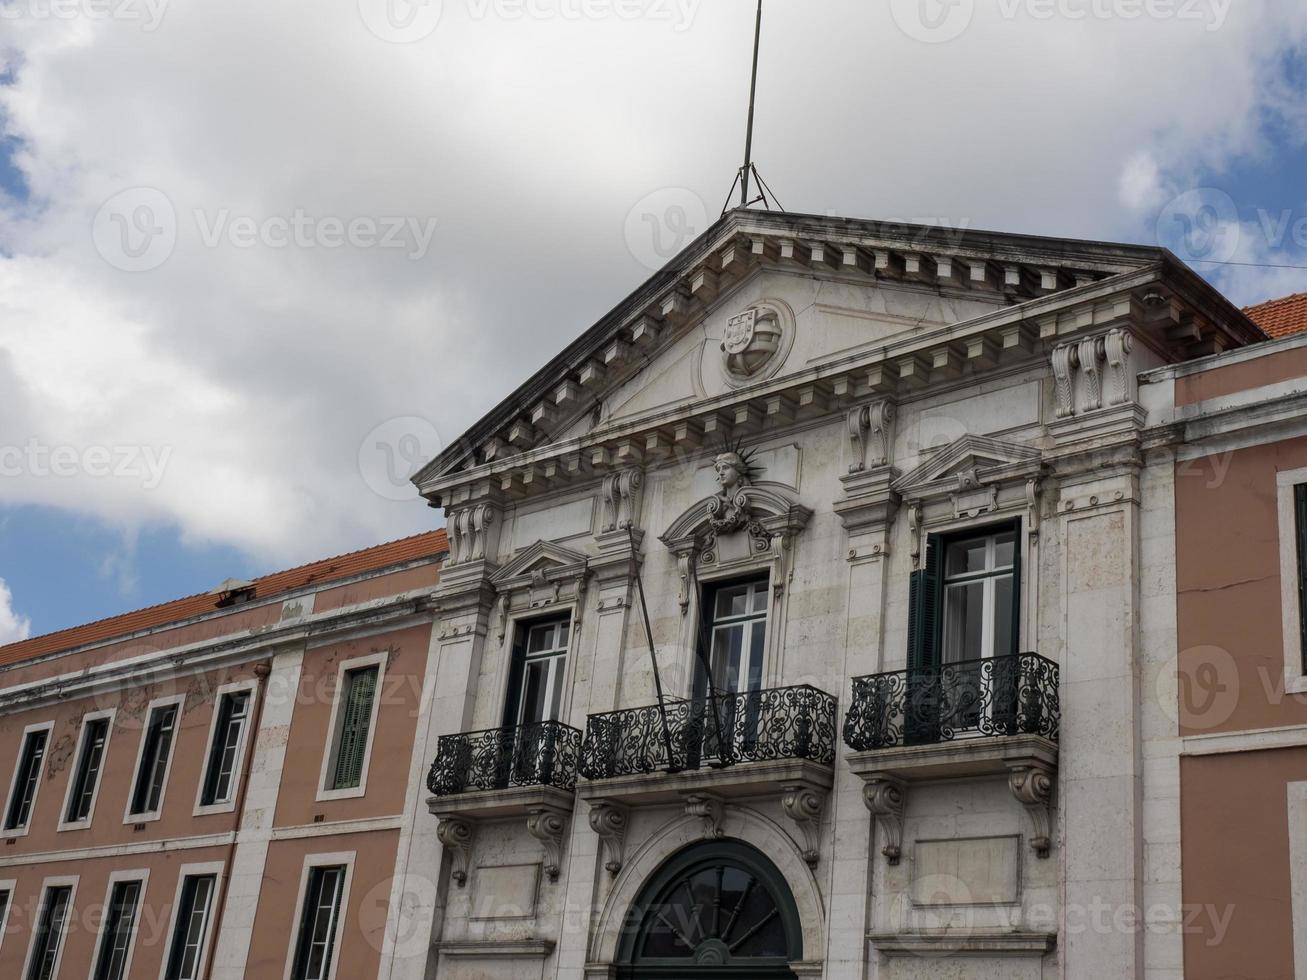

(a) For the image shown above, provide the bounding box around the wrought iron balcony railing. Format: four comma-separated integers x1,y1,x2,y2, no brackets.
843,652,1060,752
427,720,583,797
579,685,838,781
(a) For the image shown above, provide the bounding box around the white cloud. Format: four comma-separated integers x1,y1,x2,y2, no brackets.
0,579,31,644
0,2,1304,568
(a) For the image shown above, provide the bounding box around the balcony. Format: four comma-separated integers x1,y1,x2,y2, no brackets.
842,653,1060,862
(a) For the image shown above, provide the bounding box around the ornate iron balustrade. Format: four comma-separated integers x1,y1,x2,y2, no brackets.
579,685,838,781
427,721,582,797
843,653,1060,751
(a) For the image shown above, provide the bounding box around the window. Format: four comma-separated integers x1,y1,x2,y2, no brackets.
200,690,251,807
64,715,111,826
1297,484,1307,671
324,661,381,794
694,576,769,698
163,874,217,980
289,865,348,980
1277,470,1307,694
503,617,571,728
128,701,179,817
92,878,143,980
25,884,73,980
5,726,51,832
940,526,1019,664
0,880,13,950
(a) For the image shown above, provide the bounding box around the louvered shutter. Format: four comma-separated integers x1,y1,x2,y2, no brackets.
905,539,941,745
333,668,377,789
995,522,1022,734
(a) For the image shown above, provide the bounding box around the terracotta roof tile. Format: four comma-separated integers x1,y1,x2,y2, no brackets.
1245,291,1307,339
0,529,447,667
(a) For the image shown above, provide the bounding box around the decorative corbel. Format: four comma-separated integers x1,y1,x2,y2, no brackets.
575,570,590,630
495,593,511,644
862,776,906,865
781,785,827,867
1077,336,1106,413
771,531,797,603
436,816,476,886
603,468,644,532
1025,478,1042,541
526,805,570,882
676,551,693,616
908,502,923,569
1051,343,1079,419
1007,763,1055,859
1103,329,1135,406
588,800,630,876
684,794,726,839
847,399,896,473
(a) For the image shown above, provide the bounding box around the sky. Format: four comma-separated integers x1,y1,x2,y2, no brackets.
0,0,1305,641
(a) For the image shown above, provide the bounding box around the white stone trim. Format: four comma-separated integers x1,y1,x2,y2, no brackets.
56,708,117,833
1140,329,1307,382
1289,781,1307,977
1183,723,1307,756
317,651,388,802
85,867,150,980
156,861,226,980
0,831,236,869
270,815,403,841
0,876,15,953
281,850,357,980
192,679,260,817
20,874,79,980
2,719,55,838
1278,468,1307,695
122,693,187,825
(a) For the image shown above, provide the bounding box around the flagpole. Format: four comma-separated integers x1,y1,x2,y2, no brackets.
740,0,763,208
628,527,678,771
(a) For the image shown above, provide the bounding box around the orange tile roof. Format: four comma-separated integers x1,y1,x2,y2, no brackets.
0,529,447,667
1245,291,1307,339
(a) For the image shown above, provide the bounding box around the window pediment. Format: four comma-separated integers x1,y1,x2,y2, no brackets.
892,435,1041,501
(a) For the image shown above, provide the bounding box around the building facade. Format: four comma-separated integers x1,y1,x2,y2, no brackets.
0,532,447,980
409,209,1271,979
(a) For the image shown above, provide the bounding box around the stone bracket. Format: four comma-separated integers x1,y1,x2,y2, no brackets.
861,776,906,866
1006,762,1055,859
588,800,630,876
780,784,827,867
526,805,571,882
436,816,477,886
684,793,726,839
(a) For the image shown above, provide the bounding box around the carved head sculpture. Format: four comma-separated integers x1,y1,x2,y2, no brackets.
713,451,751,493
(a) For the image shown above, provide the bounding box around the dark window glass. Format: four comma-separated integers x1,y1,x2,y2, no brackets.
163,875,216,980
695,576,769,698
92,880,142,980
129,705,178,816
331,668,378,790
201,692,250,806
5,729,49,830
290,866,347,980
66,717,110,824
27,885,72,980
1296,484,1307,671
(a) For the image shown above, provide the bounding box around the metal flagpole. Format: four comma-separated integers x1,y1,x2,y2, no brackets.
628,527,679,772
739,0,763,208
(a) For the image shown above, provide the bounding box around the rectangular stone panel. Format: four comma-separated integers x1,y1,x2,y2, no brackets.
911,836,1021,906
470,863,541,920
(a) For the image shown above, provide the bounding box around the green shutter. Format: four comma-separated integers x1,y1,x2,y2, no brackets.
905,539,941,745
332,667,377,789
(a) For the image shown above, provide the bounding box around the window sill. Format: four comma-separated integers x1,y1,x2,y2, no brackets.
0,825,32,839
577,757,834,807
55,820,92,834
192,801,238,818
315,785,367,803
122,811,163,826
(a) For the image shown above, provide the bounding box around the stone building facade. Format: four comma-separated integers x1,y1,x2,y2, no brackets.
409,209,1270,979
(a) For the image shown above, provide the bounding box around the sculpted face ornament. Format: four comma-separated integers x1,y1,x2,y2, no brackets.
707,449,764,540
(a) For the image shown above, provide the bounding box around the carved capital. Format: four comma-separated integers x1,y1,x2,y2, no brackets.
781,785,827,866
847,399,896,473
448,503,498,565
1007,763,1055,859
526,806,570,882
436,816,477,886
862,776,906,865
684,794,726,839
588,800,630,876
602,468,645,532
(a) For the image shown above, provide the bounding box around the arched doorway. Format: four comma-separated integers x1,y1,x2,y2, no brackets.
616,839,802,979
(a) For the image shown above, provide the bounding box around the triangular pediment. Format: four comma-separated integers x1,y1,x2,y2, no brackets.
490,539,589,586
893,436,1042,497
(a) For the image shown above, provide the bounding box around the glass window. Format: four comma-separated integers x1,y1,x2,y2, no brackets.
92,880,142,980
201,692,250,806
330,667,379,791
701,577,769,696
290,866,347,980
129,704,178,816
163,875,216,980
66,717,110,824
515,618,570,726
27,885,72,980
941,527,1018,663
6,729,50,831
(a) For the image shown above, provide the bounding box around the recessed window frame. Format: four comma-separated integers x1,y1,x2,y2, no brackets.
193,680,258,816
20,875,78,980
1279,468,1307,695
3,721,55,837
0,877,16,953
89,869,149,980
282,851,355,980
316,652,387,803
157,862,223,980
57,708,116,833
123,694,186,824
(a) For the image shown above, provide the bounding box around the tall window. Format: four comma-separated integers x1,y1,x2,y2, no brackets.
1296,484,1307,671
5,727,50,831
26,884,72,980
200,691,250,807
330,666,379,791
65,717,110,825
91,879,142,980
290,865,347,980
695,576,769,698
163,874,216,980
940,526,1019,663
504,617,570,728
129,703,179,817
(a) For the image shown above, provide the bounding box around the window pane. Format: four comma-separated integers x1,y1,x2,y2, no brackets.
94,880,142,980
521,661,548,725
292,867,346,980
69,718,110,823
943,581,985,662
7,730,49,830
946,538,989,576
28,886,72,980
994,532,1016,569
165,875,215,980
994,574,1014,656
